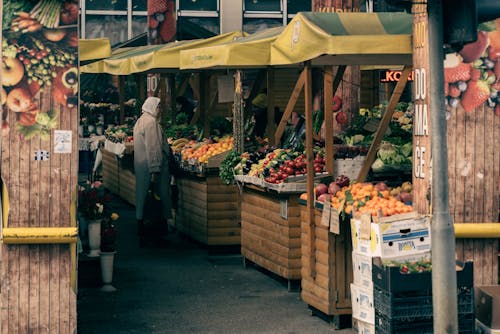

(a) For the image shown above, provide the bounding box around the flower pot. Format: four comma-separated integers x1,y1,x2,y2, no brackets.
100,251,117,292
87,219,102,257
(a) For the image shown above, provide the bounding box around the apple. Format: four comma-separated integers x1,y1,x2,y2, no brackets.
2,57,25,87
6,87,32,112
42,29,67,42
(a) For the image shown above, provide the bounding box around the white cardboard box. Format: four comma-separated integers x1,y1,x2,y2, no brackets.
351,212,431,258
352,251,373,289
352,317,376,334
351,283,374,325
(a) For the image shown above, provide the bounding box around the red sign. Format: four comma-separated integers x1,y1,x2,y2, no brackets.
380,70,415,82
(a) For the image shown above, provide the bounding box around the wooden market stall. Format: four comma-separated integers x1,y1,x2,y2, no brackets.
180,26,309,285
80,31,245,247
267,11,414,321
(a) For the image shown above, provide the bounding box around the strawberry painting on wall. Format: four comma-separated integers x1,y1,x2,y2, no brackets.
1,0,78,140
444,18,500,115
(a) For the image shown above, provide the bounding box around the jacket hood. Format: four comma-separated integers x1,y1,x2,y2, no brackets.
142,97,161,118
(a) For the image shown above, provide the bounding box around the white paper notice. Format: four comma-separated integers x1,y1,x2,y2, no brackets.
218,75,235,103
54,130,72,153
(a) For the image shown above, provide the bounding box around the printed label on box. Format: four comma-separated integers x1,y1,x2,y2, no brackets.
351,283,374,324
352,251,373,288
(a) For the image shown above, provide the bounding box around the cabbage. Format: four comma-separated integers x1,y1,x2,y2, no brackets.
372,158,385,172
400,142,413,158
377,142,398,163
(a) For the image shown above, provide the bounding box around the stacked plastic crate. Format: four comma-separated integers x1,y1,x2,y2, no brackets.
372,258,474,333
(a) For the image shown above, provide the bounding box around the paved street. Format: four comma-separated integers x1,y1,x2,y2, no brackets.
77,198,354,334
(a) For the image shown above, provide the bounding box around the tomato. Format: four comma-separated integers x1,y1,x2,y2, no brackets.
285,166,294,175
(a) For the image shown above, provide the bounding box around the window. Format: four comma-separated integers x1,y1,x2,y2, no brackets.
243,18,282,34
178,0,218,11
85,15,129,46
86,0,127,11
132,0,147,12
287,0,311,15
244,0,282,12
177,17,220,40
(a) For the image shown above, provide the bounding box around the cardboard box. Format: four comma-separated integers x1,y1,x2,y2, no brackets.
476,285,500,330
352,251,373,289
476,319,500,334
352,317,375,334
351,212,431,258
351,283,374,324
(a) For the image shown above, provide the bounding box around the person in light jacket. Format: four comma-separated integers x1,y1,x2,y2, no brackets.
133,97,172,237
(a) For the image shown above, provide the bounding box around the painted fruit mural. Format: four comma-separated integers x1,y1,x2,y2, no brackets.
445,18,500,115
2,0,78,140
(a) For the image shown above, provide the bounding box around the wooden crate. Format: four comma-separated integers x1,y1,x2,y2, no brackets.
176,175,240,246
300,205,353,317
240,187,302,282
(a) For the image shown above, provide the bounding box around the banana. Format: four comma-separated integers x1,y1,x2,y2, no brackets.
172,138,189,146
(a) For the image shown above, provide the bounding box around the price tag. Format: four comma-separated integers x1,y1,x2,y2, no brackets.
321,204,331,228
329,209,339,234
360,213,371,240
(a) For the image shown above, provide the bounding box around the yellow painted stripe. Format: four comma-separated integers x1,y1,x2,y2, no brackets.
2,227,78,244
338,13,386,35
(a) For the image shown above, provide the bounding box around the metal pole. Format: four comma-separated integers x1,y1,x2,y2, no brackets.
428,1,458,332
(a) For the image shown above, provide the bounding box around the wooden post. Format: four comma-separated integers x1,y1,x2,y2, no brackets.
169,73,176,124
200,73,210,137
356,65,412,182
233,70,245,153
266,69,276,145
274,68,306,144
118,76,125,123
304,62,316,278
324,65,347,175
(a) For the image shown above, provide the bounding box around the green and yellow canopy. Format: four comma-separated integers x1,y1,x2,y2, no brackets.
179,27,283,69
80,31,245,75
270,12,412,66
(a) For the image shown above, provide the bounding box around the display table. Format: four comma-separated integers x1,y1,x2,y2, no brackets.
240,185,302,290
176,174,240,246
101,149,136,206
300,203,353,327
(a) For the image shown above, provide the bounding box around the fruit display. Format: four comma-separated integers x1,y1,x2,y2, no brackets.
180,136,234,165
2,0,78,141
303,178,414,219
233,146,326,184
444,19,500,115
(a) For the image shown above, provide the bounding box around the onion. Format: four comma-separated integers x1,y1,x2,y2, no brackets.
315,183,328,197
328,182,341,195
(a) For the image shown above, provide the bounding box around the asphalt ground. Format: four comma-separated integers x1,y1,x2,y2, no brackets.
76,197,354,334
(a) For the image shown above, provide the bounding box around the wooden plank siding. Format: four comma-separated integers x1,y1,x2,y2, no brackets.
448,104,500,285
1,1,78,328
300,205,353,316
176,175,240,246
240,188,302,280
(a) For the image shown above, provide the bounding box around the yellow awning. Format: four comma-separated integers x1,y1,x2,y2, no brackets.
80,31,245,75
180,27,283,69
270,12,413,66
79,38,112,62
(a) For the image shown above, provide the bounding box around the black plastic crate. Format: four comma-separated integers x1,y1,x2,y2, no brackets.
373,286,474,319
375,312,474,334
372,258,473,294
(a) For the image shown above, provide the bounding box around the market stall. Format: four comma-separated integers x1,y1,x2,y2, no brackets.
80,31,245,246
181,26,311,285
267,11,414,323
